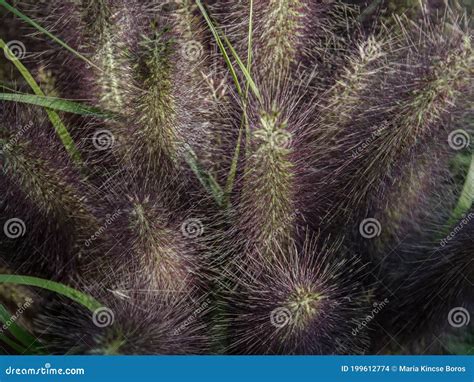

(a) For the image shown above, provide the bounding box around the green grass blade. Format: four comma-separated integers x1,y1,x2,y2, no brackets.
0,82,19,93
184,146,224,207
223,0,255,204
0,38,82,164
0,93,116,119
0,331,26,354
445,152,474,230
247,0,254,79
243,0,254,156
197,0,261,204
0,275,102,312
0,304,43,353
0,0,100,70
196,0,262,102
195,0,242,96
437,148,474,240
224,122,244,200
222,34,262,103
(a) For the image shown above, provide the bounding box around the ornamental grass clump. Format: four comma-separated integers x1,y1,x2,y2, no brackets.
0,0,472,354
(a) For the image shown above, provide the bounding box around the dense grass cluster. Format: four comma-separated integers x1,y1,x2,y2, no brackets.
0,0,472,354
